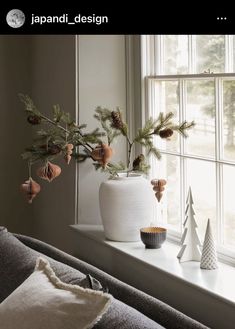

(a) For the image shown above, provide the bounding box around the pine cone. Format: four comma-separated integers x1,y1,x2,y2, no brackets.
39,144,61,155
48,144,61,155
159,128,174,139
111,111,124,129
27,115,41,125
133,154,145,171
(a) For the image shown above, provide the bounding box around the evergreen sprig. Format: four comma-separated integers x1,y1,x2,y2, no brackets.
94,107,123,145
20,95,195,179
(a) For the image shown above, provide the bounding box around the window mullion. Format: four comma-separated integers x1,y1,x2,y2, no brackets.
215,78,224,245
189,35,196,73
154,35,163,75
144,35,155,76
180,78,186,234
225,35,233,73
231,36,234,72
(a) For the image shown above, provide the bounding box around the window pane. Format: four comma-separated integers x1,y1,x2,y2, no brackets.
186,159,216,240
233,36,235,72
196,35,225,73
153,80,179,152
223,80,235,161
163,35,188,75
185,80,215,157
152,154,181,232
223,164,235,249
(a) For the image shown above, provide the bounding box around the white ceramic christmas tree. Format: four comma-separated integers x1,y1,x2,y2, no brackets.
200,219,218,270
177,187,201,262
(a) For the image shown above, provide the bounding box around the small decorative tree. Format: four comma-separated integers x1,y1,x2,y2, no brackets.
177,187,201,262
200,219,218,270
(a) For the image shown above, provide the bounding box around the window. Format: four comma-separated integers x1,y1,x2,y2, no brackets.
143,35,235,262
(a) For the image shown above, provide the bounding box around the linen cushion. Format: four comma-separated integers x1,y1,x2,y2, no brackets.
0,227,86,302
0,257,112,329
0,227,163,329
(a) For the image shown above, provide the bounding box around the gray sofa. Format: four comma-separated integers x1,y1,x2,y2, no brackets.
0,227,209,329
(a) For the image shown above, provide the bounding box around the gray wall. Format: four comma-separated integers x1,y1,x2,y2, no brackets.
0,35,127,252
0,36,33,235
30,35,77,252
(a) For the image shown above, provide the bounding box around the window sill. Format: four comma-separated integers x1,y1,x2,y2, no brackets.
70,224,235,306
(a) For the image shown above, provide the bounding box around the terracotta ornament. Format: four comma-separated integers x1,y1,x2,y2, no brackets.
91,143,113,168
64,143,74,164
151,179,167,202
21,177,41,203
37,162,61,182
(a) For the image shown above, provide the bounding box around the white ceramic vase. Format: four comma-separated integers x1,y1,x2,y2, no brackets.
99,174,155,242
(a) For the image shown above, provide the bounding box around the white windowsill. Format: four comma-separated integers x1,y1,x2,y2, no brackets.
71,224,235,307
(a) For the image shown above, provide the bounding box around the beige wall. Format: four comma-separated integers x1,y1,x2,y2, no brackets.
78,35,126,225
0,35,127,252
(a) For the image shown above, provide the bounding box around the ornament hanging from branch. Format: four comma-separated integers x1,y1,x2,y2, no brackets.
21,177,41,204
19,94,195,203
151,179,167,202
177,186,201,262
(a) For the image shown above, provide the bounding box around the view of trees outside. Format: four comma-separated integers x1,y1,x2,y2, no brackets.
185,80,215,158
153,154,181,232
151,35,235,249
224,165,235,247
223,80,235,161
154,81,179,153
186,159,216,241
164,35,188,74
196,35,225,73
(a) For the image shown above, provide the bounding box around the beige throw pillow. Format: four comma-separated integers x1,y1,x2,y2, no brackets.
0,257,112,329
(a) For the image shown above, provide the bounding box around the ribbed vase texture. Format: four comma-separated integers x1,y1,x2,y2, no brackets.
99,175,155,242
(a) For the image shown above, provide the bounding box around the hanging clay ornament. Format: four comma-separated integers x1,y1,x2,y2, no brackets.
64,143,74,164
36,162,61,182
151,179,167,202
21,177,41,203
91,144,113,168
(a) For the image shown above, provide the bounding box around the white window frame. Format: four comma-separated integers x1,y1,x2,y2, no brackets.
141,35,235,265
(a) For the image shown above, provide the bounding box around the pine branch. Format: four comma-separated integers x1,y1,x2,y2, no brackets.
148,146,161,159
19,94,41,115
173,121,196,137
132,154,150,174
145,139,161,159
82,128,106,144
134,118,156,142
94,107,123,145
178,121,195,137
93,161,126,177
153,112,174,134
73,152,91,162
20,94,94,152
20,95,196,183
